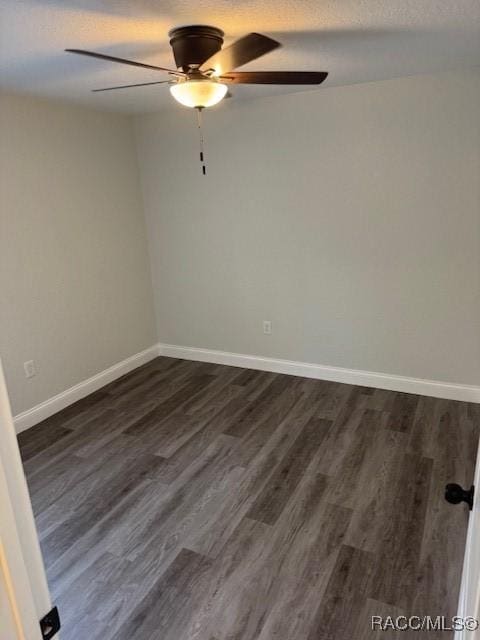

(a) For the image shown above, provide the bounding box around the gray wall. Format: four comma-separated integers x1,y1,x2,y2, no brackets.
0,94,157,415
134,69,480,386
2,69,479,418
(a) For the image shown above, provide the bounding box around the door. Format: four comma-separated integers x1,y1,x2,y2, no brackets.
0,447,42,639
455,435,480,639
0,360,55,640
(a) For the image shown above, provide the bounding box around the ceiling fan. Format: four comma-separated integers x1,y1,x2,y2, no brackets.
66,26,328,173
66,25,328,107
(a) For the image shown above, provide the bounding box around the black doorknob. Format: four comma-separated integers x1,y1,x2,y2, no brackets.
445,483,474,511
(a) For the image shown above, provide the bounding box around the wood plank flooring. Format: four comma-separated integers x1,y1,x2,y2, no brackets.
18,357,479,639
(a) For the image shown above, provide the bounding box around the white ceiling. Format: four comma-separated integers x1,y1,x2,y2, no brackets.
1,0,480,113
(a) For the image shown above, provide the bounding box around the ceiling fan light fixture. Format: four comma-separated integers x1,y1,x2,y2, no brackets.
169,79,228,108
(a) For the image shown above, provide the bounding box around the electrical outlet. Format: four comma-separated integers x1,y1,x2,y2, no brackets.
263,320,272,335
24,360,36,379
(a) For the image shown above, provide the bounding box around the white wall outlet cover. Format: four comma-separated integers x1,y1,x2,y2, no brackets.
263,321,272,335
23,361,36,379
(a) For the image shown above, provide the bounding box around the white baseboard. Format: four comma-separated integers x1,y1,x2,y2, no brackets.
158,343,480,403
14,345,159,434
14,342,480,434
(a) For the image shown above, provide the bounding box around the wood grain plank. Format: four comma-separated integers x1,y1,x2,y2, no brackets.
257,502,352,640
246,416,331,524
113,548,213,640
186,391,323,559
40,453,162,561
386,392,420,434
17,422,73,462
224,374,295,437
124,373,217,437
325,409,388,510
307,544,375,640
369,454,433,610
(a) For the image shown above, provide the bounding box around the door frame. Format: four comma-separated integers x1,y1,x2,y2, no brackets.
0,360,55,639
455,436,480,639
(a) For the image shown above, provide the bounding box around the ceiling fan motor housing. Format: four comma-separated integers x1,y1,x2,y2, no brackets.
169,25,224,72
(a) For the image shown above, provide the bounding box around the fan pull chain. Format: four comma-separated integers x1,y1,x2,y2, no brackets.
196,107,207,176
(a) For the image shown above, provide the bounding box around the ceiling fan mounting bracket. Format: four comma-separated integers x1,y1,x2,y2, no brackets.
168,25,224,72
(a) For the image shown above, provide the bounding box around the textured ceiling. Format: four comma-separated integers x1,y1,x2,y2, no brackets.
1,0,480,113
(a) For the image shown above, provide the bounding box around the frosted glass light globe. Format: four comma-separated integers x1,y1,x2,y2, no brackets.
170,80,228,108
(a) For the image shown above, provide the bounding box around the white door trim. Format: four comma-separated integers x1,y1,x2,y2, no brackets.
0,359,54,637
455,437,480,639
0,446,42,639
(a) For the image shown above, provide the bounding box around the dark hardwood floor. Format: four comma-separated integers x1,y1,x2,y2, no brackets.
18,357,479,639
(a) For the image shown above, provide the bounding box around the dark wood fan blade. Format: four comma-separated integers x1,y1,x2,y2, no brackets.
65,49,184,76
199,33,280,75
92,80,171,92
219,71,328,84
